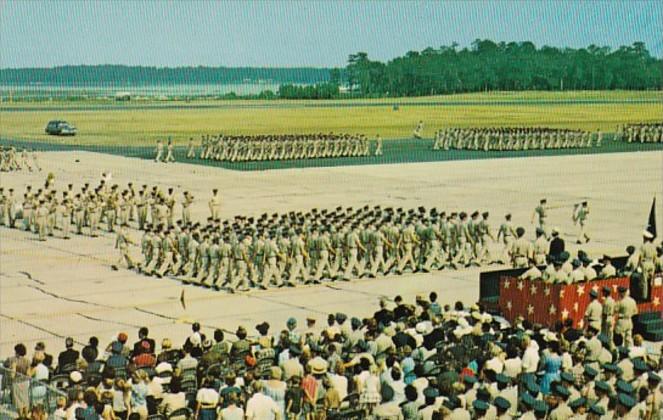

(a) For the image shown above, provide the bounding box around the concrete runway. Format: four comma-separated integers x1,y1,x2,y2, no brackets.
1,150,661,356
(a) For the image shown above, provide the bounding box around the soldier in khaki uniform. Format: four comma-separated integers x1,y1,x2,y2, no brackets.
497,213,516,264
209,189,221,220
601,286,616,348
583,290,602,332
531,199,549,239
639,230,657,299
510,227,532,268
573,201,590,244
113,225,138,270
35,199,49,241
615,286,638,347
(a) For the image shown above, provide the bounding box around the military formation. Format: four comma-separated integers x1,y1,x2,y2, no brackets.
193,133,376,162
0,146,41,172
128,205,515,293
618,122,663,143
433,127,602,151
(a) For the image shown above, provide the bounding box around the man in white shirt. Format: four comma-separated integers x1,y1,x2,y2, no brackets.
521,336,540,374
246,382,281,420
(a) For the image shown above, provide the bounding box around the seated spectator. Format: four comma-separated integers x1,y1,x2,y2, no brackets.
33,342,53,368
106,341,128,371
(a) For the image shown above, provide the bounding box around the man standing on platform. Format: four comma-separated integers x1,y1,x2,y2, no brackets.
615,286,638,347
601,286,615,348
532,198,549,239
584,290,602,332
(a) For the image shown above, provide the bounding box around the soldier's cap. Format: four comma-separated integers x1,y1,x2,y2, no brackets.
471,211,479,217
494,396,510,410
423,387,439,400
649,372,662,383
551,384,570,398
603,363,621,375
496,373,510,385
618,286,628,293
533,400,548,414
476,387,491,402
516,227,525,236
568,397,587,410
616,379,633,394
472,399,489,412
594,380,610,393
482,211,489,217
583,365,598,378
589,404,605,415
443,396,461,410
351,317,361,328
520,392,536,408
463,375,477,385
618,393,636,409
540,198,547,203
589,289,598,298
633,358,648,372
286,317,297,326
525,380,540,395
572,258,582,268
560,371,574,383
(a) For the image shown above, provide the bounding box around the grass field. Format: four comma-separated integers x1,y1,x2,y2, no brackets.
1,91,661,146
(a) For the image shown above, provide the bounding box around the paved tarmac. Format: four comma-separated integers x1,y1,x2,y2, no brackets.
1,150,661,355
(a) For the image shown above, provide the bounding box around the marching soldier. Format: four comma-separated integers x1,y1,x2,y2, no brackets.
113,225,138,270
165,138,176,163
154,139,164,163
573,201,590,244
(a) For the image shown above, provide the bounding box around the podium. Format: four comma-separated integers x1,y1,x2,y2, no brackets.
498,276,663,328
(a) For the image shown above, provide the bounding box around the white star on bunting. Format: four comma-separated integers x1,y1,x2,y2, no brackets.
517,281,524,291
549,305,557,315
576,285,585,297
561,309,569,319
544,287,551,296
527,304,534,315
503,279,510,290
530,284,538,295
506,301,512,310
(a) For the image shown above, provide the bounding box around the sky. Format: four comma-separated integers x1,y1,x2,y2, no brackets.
1,1,661,69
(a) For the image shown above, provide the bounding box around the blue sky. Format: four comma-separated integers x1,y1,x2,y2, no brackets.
1,1,661,68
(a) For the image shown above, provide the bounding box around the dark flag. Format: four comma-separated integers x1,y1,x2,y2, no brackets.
646,197,657,239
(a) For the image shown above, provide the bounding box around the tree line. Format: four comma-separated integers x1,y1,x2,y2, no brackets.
1,40,660,99
343,40,662,96
0,65,330,86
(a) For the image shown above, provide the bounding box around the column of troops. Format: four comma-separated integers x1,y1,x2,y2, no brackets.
130,205,512,293
618,123,663,143
189,133,377,162
433,127,602,151
0,146,41,172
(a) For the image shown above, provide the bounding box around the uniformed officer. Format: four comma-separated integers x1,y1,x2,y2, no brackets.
573,201,590,244
113,225,138,270
154,139,164,163
583,290,602,332
532,199,548,239
601,286,616,347
615,286,638,347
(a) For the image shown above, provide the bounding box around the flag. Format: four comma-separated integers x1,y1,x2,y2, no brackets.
647,197,657,239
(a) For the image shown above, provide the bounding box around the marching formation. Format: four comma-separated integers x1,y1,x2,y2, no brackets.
0,146,41,172
2,172,609,295
432,127,601,152
191,133,376,162
619,123,663,144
